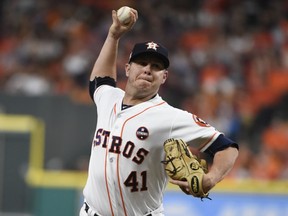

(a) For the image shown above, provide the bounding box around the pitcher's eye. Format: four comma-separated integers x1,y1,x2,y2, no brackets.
151,63,164,71
140,61,148,66
134,60,164,70
152,63,164,70
134,60,148,66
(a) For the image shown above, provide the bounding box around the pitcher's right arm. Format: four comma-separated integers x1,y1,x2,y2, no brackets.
89,9,138,82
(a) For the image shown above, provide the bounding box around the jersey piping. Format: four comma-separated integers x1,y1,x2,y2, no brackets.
105,132,115,216
199,132,218,152
113,103,117,115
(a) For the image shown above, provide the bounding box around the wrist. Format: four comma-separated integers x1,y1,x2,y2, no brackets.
108,28,121,40
203,173,217,193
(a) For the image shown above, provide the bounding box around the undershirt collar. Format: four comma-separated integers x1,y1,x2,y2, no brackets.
121,94,157,110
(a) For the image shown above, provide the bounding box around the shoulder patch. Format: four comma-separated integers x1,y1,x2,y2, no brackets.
192,115,210,127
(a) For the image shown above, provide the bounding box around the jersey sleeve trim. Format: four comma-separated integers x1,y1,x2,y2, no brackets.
199,132,219,152
89,77,116,102
89,79,96,101
204,134,239,157
96,76,116,88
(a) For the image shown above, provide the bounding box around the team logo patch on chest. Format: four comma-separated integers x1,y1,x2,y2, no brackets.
136,127,149,140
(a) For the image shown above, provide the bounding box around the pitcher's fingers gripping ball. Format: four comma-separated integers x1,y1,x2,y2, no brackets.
162,138,210,199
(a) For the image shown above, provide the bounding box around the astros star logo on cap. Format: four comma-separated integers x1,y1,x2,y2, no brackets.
146,42,159,51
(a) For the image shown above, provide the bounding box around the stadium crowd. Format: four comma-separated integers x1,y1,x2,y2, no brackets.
1,0,288,179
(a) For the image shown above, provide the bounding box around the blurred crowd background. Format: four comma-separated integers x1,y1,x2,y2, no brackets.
1,0,288,180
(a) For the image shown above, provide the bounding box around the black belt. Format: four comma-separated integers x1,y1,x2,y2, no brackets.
84,202,152,216
84,202,99,216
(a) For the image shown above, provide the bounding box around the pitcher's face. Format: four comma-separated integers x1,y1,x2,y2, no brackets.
125,55,168,97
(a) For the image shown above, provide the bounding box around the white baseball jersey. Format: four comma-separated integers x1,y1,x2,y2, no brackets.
83,85,221,216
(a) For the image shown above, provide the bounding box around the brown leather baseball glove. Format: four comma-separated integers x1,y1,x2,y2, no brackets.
162,138,210,199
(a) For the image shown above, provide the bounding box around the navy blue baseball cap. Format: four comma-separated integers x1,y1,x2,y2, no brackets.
129,41,170,68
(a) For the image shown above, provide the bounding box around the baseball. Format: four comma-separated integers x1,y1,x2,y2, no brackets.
117,6,132,25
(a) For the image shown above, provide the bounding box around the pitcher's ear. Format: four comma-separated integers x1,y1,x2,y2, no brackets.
125,63,130,77
162,70,168,84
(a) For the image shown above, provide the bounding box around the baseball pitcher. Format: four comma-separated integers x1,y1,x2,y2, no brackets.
79,7,239,216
